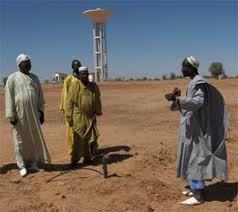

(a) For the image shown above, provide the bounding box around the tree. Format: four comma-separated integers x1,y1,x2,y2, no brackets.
209,62,225,79
114,77,124,81
162,74,167,80
2,76,8,86
43,79,50,84
169,72,176,80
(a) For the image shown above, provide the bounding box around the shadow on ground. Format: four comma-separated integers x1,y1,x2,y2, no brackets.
0,145,133,180
93,145,132,165
43,145,132,182
97,145,131,155
205,182,238,202
0,163,18,174
42,145,132,172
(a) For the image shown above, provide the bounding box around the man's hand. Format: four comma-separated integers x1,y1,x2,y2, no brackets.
96,112,103,116
39,110,44,125
165,93,176,101
165,87,181,101
173,87,181,97
66,116,73,127
9,117,17,126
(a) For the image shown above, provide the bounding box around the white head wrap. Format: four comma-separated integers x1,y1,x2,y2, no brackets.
78,66,88,72
186,56,199,69
16,54,31,66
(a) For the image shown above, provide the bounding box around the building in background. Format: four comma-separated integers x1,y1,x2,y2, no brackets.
54,72,68,83
88,72,95,82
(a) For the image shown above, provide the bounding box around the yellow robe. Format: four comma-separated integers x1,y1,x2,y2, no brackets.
60,75,79,155
65,80,102,161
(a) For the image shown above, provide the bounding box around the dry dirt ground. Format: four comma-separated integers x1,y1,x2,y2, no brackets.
0,79,237,212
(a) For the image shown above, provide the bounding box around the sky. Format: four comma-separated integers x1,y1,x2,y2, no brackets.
0,0,237,81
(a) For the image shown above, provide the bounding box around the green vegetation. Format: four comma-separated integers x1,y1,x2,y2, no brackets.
209,62,225,79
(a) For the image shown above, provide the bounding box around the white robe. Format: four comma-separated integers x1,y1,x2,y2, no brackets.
5,71,50,168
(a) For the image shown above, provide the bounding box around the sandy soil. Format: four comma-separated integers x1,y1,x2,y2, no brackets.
0,79,237,212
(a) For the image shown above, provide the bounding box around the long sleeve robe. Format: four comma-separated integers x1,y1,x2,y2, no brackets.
60,75,79,155
174,75,228,181
5,71,50,168
65,80,102,160
60,75,78,111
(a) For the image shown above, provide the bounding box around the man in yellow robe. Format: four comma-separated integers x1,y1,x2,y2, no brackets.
65,66,102,166
60,60,81,155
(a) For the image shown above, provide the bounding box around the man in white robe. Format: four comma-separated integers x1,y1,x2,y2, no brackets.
5,54,51,177
166,56,228,205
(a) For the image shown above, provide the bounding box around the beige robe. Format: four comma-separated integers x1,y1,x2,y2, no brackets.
5,71,50,168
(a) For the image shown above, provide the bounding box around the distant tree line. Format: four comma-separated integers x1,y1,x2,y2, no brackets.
161,62,229,80
105,63,236,82
1,62,236,85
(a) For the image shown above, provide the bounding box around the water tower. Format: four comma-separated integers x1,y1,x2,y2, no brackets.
83,8,112,82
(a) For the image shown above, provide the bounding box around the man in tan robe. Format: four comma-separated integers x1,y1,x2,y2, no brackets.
5,54,50,177
60,60,81,155
65,66,102,166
